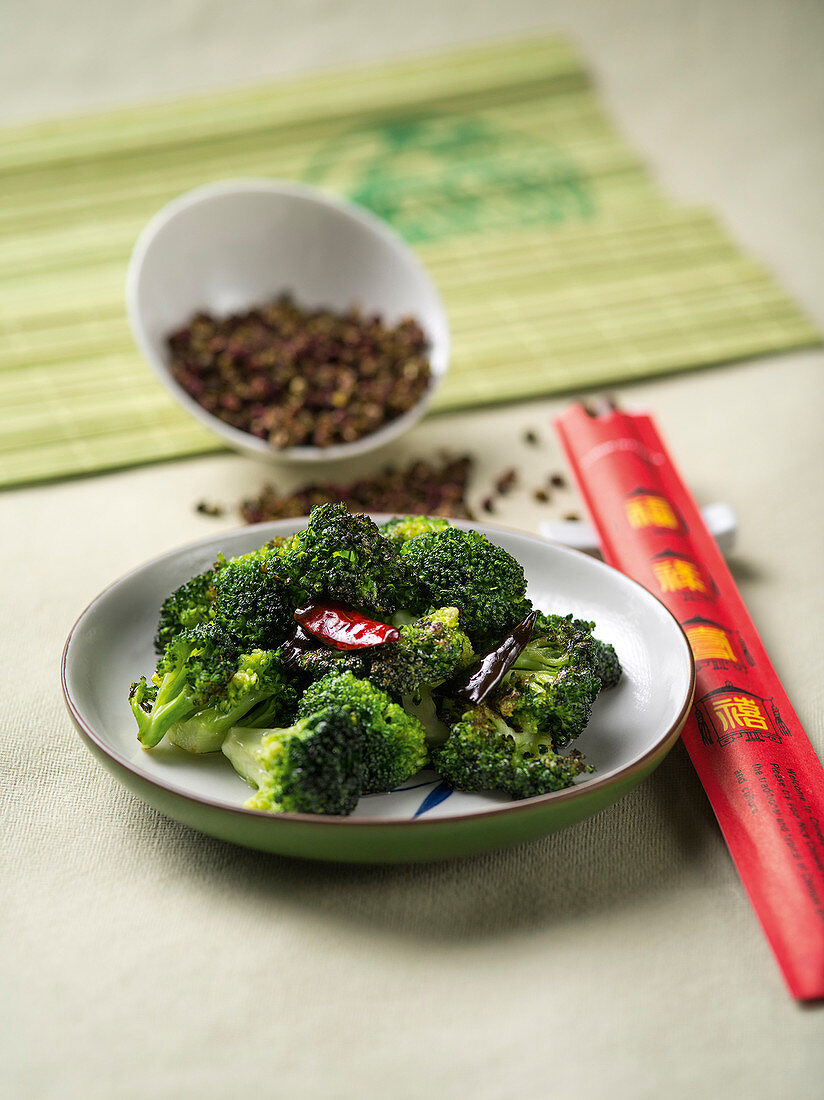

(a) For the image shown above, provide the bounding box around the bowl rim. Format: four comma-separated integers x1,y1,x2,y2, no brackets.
125,177,451,463
61,515,696,830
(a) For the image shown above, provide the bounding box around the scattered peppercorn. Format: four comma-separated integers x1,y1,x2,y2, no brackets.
168,295,431,450
524,429,540,445
494,468,518,495
563,512,581,521
196,501,225,517
239,454,475,523
533,488,550,503
481,496,496,513
550,473,566,489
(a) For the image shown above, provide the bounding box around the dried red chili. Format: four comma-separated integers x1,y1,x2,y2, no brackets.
293,602,400,650
446,610,538,705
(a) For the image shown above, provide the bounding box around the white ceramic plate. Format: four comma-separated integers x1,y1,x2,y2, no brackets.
62,519,694,862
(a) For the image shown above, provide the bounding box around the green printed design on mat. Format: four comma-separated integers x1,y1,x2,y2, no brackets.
0,35,818,488
304,116,594,242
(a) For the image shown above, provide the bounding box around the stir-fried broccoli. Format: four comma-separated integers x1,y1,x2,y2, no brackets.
490,666,600,750
264,534,299,555
154,568,215,655
284,503,418,617
165,649,298,753
154,539,299,656
132,507,622,815
369,607,474,696
290,647,368,682
492,612,622,745
380,515,452,545
209,546,295,650
517,613,622,689
131,624,240,747
514,612,596,671
222,709,364,814
592,638,622,690
487,611,605,748
130,626,293,749
399,527,530,644
298,671,428,793
433,704,591,798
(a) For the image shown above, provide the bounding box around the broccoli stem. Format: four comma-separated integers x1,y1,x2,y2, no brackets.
512,648,569,673
166,689,281,754
132,663,195,747
402,687,450,747
221,725,270,791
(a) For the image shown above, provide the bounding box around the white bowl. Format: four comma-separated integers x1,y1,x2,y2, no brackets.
126,179,450,462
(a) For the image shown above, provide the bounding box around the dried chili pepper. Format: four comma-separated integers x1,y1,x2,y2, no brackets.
446,610,538,705
279,623,320,667
293,602,400,650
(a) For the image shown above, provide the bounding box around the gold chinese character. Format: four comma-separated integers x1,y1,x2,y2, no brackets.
652,557,707,594
685,625,737,662
712,694,769,733
625,494,679,530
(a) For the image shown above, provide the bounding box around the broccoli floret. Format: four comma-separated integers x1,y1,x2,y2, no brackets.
264,534,299,555
130,623,240,747
490,611,603,747
380,515,452,545
154,538,300,656
130,625,295,750
399,527,530,644
298,671,428,793
283,503,418,617
515,612,597,671
290,647,368,682
154,568,215,655
519,612,621,691
433,704,591,798
491,665,600,749
166,648,298,753
592,638,622,690
369,607,474,696
209,545,295,650
486,613,620,747
222,709,364,815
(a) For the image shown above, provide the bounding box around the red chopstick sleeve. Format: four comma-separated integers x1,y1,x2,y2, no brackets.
555,404,824,1001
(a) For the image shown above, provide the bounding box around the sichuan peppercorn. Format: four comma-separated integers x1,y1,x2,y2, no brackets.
168,295,431,450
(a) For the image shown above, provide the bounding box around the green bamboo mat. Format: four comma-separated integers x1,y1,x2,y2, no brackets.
0,36,818,488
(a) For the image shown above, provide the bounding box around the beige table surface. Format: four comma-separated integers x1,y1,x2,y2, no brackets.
2,2,824,1098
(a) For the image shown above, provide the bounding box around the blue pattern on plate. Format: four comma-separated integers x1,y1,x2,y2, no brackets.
414,781,454,817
